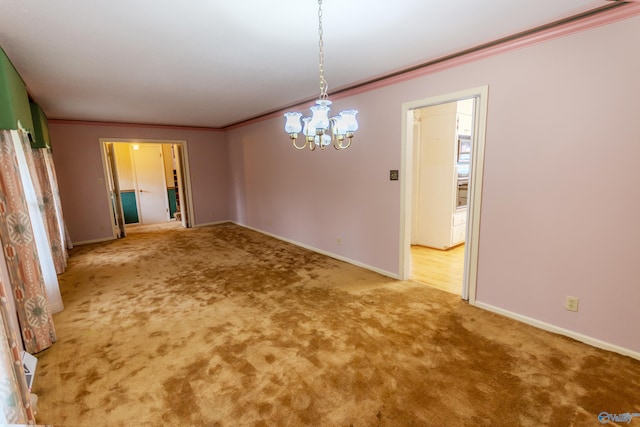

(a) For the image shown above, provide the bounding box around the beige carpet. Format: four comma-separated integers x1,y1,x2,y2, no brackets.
33,223,640,426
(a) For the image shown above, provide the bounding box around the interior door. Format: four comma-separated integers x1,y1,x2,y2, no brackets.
173,144,192,228
132,144,170,224
104,142,126,238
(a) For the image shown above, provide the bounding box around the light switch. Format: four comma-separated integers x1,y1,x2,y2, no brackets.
390,170,399,181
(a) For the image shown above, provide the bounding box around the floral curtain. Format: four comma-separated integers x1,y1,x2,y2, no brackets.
31,147,69,274
14,132,63,314
0,130,56,354
44,147,72,252
0,273,36,424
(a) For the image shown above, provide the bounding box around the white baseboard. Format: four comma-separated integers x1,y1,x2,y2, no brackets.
193,220,229,228
73,236,115,246
232,222,399,280
473,301,640,361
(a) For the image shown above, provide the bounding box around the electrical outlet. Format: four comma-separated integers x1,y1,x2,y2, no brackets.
565,296,579,312
337,237,342,246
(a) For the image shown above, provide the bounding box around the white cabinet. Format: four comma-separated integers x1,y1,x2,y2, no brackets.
451,211,466,246
457,113,473,135
412,100,471,250
457,98,474,135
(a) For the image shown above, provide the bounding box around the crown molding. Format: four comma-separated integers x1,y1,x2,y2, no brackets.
223,2,640,131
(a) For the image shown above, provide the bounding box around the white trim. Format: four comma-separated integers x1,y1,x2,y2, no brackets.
399,86,489,304
98,142,120,239
474,301,640,361
193,220,230,228
73,237,116,246
465,87,488,303
173,142,195,228
232,222,400,280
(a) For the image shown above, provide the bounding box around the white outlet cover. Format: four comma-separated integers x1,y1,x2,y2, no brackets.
565,296,579,312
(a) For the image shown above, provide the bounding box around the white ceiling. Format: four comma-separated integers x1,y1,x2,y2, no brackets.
0,0,617,128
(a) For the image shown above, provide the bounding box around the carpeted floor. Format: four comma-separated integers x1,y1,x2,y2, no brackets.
33,223,640,426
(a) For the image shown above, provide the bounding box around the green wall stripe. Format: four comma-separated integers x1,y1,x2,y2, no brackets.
120,191,139,224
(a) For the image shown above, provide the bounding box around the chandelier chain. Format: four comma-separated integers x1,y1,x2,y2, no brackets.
318,0,328,99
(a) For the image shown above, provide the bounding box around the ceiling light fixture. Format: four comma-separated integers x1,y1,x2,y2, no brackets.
284,0,359,151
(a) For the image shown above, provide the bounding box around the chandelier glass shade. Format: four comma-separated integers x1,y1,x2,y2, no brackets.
284,0,359,151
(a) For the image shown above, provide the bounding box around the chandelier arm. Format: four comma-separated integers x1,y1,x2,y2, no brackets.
329,118,339,150
336,137,352,150
292,138,308,150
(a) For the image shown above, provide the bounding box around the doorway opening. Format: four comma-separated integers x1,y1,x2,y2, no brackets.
410,98,473,295
100,139,194,239
400,86,488,304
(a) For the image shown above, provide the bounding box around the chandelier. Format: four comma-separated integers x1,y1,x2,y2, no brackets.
283,0,359,151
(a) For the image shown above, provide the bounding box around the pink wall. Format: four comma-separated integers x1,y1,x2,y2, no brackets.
49,122,229,243
472,16,640,353
226,92,401,275
226,14,640,353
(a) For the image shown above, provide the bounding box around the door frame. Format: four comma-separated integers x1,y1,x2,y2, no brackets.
99,138,195,237
102,142,126,238
399,86,488,304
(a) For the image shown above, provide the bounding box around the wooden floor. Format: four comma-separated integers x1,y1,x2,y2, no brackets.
411,244,465,295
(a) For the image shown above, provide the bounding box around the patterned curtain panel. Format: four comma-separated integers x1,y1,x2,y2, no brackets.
15,132,63,314
0,130,56,354
46,148,73,251
0,276,36,424
31,147,69,274
44,147,72,250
